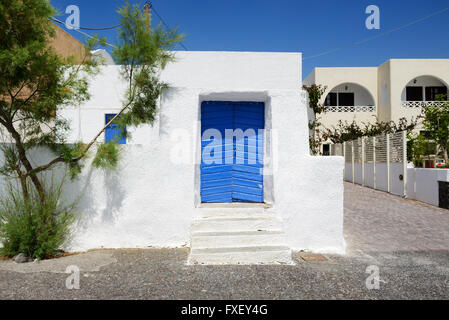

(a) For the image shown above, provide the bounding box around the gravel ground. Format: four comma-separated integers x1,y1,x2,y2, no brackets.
0,248,448,300
0,183,448,300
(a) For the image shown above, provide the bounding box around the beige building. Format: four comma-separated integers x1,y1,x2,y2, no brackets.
304,59,449,154
50,24,89,63
50,25,115,65
0,25,98,142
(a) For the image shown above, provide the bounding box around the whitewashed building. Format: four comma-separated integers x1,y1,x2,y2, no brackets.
304,59,449,155
2,51,346,264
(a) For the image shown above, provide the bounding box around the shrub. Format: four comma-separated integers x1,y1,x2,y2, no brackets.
0,181,76,260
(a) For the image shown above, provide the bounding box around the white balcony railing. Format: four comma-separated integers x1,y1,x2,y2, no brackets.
325,105,376,113
402,101,447,108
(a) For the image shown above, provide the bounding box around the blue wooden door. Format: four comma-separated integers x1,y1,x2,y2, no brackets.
201,101,264,203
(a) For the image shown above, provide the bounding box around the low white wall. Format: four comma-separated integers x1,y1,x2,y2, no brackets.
407,168,449,207
344,157,449,208
344,162,405,196
284,156,345,253
10,146,197,250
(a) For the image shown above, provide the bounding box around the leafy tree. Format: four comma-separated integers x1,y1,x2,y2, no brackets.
86,2,183,169
0,1,183,258
420,94,449,162
0,0,102,202
0,0,183,204
407,132,437,167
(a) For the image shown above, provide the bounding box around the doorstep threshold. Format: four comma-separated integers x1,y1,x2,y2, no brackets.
199,203,272,209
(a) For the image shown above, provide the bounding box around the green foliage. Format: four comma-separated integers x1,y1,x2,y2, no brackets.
0,0,102,140
0,0,103,202
303,84,421,156
92,143,120,170
0,181,76,260
407,132,437,166
0,144,20,177
420,94,449,161
407,133,417,163
59,2,184,172
303,84,327,155
303,84,327,115
324,116,418,144
107,2,183,132
0,0,183,199
0,1,184,260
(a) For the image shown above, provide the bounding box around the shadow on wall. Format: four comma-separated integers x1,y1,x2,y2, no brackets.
102,169,126,223
159,87,183,137
0,145,128,239
59,154,128,230
62,165,99,231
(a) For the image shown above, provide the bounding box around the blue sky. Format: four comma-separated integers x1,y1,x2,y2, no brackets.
50,0,449,78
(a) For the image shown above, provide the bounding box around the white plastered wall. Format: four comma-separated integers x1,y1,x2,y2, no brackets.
377,60,391,123
1,51,345,253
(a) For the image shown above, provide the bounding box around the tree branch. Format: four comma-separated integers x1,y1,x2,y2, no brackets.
25,99,134,177
72,100,133,162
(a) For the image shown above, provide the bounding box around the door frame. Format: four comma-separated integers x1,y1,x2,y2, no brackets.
194,91,275,207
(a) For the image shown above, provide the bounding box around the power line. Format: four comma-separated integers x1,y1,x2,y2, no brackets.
50,18,117,48
51,3,189,51
51,17,120,31
74,29,117,49
303,5,449,60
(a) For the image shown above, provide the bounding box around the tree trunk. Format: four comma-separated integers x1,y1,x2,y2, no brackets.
444,146,448,163
17,171,29,202
7,124,46,203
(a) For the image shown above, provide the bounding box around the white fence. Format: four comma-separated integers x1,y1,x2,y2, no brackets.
331,131,408,197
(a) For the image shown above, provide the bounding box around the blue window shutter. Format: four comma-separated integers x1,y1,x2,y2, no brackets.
105,114,126,144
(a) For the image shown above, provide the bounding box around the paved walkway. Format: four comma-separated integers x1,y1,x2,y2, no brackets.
344,182,449,253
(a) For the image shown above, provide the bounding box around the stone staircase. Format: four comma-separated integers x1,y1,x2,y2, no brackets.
188,206,293,265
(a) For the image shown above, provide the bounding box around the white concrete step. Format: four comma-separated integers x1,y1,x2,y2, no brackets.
191,231,286,249
189,209,292,265
197,210,276,220
191,217,283,233
188,246,293,265
196,208,269,219
200,203,269,209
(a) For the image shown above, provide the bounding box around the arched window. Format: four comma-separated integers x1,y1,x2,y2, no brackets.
401,76,448,108
323,83,375,112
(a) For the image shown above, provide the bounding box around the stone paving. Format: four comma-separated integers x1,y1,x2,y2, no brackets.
344,182,449,253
